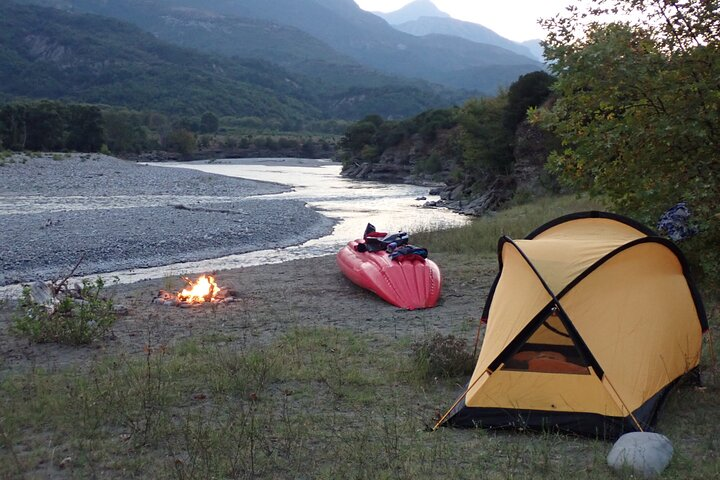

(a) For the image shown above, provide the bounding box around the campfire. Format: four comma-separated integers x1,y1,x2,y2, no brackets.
154,274,236,307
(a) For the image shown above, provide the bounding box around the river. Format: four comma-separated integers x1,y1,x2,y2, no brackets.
113,158,469,283
1,158,469,293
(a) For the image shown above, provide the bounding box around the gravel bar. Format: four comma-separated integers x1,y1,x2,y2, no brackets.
0,153,335,286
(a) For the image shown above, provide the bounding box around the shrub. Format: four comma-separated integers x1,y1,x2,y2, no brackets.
411,333,475,380
415,153,443,175
13,277,117,345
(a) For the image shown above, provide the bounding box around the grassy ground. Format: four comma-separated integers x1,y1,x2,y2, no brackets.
1,196,718,479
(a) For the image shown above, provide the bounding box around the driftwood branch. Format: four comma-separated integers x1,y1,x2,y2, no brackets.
51,252,85,295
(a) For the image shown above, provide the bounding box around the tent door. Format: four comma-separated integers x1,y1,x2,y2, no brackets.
500,308,592,375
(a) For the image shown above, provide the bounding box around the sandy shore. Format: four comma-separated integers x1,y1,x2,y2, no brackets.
0,152,498,373
0,251,497,373
0,153,335,286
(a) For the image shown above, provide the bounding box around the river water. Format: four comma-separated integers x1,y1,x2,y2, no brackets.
115,158,469,281
1,158,469,292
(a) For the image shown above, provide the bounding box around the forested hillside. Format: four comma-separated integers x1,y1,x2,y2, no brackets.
0,2,458,121
17,0,543,95
0,3,320,122
338,71,557,214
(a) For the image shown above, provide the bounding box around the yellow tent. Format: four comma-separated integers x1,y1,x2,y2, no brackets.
437,212,707,438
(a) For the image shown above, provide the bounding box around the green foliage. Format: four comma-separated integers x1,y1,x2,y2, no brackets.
338,109,460,165
66,103,104,151
504,70,555,131
12,278,117,345
459,95,514,175
199,111,219,134
337,70,554,188
459,71,554,181
165,128,197,155
538,0,720,284
338,116,381,155
415,153,443,175
101,109,156,153
414,108,457,142
0,100,105,152
411,333,475,380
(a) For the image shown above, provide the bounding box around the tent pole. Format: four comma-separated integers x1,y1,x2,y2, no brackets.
602,374,644,432
472,319,483,359
432,369,490,431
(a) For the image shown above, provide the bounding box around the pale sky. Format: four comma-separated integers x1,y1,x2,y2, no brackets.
354,0,577,42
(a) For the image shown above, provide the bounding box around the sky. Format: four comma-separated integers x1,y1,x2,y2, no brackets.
353,0,577,43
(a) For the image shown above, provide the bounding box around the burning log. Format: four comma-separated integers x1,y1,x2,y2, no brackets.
153,274,236,307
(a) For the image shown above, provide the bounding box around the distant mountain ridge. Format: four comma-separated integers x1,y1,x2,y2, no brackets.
0,2,465,121
394,16,537,60
375,0,543,61
0,2,318,120
521,40,545,62
15,0,542,95
373,0,450,25
6,1,466,119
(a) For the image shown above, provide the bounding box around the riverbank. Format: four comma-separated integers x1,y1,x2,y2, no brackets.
0,153,335,286
0,208,717,478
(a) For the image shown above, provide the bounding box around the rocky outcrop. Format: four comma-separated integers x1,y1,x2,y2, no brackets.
341,120,556,217
423,175,516,216
341,130,459,184
342,161,411,183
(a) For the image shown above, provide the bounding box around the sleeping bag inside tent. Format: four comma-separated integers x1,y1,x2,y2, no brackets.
436,211,707,439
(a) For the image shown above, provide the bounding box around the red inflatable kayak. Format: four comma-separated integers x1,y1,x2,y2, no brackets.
337,239,442,310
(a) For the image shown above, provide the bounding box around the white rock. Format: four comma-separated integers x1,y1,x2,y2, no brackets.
607,432,674,478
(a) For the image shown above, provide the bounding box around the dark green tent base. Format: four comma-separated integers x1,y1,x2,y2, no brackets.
444,371,697,441
445,406,645,440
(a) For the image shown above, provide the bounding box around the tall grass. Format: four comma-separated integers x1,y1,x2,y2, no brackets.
1,323,717,479
0,327,605,478
414,195,604,254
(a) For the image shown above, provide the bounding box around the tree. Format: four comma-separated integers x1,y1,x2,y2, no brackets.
25,101,65,151
166,128,196,156
199,111,219,134
66,105,105,152
338,119,381,156
503,70,555,132
0,103,28,150
459,95,514,176
537,0,720,281
103,110,150,153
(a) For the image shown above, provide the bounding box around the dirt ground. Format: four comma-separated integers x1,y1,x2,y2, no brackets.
0,252,498,375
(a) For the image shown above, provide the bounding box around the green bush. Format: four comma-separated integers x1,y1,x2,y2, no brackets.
13,278,117,345
415,153,443,175
411,333,475,380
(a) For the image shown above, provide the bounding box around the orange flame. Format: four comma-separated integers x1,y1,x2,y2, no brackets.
178,275,219,303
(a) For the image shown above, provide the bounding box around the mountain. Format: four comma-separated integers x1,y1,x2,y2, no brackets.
521,39,545,62
393,16,537,60
19,0,542,95
3,2,462,120
373,0,450,25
